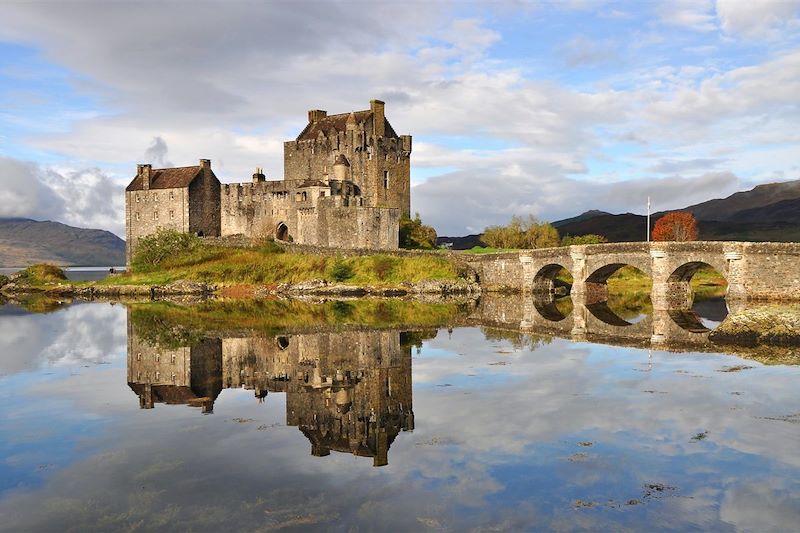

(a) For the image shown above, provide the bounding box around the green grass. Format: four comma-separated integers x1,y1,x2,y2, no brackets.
103,244,462,287
460,246,516,254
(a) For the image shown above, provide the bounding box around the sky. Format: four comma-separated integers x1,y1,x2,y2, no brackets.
0,0,799,238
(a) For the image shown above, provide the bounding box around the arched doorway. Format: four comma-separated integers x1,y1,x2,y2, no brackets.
275,223,289,241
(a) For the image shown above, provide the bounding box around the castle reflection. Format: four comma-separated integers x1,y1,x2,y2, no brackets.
127,312,416,467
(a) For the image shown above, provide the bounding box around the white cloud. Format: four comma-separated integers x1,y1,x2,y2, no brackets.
0,2,797,235
0,156,125,235
659,0,717,32
716,0,800,39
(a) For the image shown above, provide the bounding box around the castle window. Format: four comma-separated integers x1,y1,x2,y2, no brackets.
135,194,140,203
135,212,141,221
155,354,160,363
136,352,141,361
155,371,160,381
171,354,176,364
169,191,174,200
154,193,158,202
169,210,174,220
153,211,159,221
383,171,389,189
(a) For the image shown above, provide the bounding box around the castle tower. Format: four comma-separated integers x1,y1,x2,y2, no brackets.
284,99,411,216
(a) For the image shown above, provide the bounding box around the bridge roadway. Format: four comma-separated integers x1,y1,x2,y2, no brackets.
463,241,800,309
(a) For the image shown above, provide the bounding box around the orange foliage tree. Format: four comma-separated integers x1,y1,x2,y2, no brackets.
651,212,699,241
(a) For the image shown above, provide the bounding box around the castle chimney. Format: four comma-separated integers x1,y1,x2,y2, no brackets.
400,134,412,154
137,164,152,190
308,109,327,123
252,167,266,183
370,99,385,137
199,158,211,169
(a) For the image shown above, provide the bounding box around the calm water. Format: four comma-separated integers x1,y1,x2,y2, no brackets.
0,297,798,532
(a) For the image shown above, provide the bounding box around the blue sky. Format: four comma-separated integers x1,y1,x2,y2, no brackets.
0,0,798,236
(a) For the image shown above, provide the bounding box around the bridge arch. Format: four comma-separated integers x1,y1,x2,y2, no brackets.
669,261,728,283
665,261,729,308
532,263,573,296
581,262,652,306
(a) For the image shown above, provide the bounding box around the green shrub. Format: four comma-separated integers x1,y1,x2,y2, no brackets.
372,256,395,281
16,264,68,284
329,260,354,282
0,274,8,288
561,234,608,246
400,213,438,249
132,229,202,270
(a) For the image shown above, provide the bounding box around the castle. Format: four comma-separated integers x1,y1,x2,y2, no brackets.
125,99,412,264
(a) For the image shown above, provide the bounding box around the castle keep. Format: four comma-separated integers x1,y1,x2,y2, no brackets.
125,99,411,263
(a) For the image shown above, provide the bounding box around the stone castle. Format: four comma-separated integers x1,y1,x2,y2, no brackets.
125,99,411,264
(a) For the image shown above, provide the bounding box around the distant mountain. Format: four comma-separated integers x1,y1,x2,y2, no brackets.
0,218,125,267
554,213,650,242
677,181,800,222
552,179,800,243
551,210,610,229
436,234,485,250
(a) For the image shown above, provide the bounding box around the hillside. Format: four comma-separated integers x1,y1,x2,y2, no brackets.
0,218,125,267
554,179,800,243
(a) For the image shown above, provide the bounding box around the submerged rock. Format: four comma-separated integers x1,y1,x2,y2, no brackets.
710,305,800,346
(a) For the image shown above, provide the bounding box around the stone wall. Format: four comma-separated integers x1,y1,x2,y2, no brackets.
125,187,189,265
188,165,221,238
283,113,410,215
737,242,800,300
220,180,300,239
296,203,400,250
462,252,526,292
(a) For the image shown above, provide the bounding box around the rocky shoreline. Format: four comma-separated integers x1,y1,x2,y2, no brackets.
0,277,481,301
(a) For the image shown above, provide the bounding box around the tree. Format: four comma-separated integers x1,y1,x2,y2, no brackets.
651,212,699,241
400,213,438,249
561,234,608,246
482,215,560,249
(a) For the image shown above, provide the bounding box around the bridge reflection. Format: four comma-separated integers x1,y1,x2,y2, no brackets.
471,293,736,351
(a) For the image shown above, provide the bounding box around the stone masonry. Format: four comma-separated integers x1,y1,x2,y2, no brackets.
464,241,800,306
125,100,410,265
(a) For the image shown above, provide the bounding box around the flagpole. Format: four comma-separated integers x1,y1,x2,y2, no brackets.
646,196,651,242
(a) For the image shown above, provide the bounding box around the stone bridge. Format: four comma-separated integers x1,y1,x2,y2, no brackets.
464,241,800,309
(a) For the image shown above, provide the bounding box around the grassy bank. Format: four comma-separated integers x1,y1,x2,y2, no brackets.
106,239,463,288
